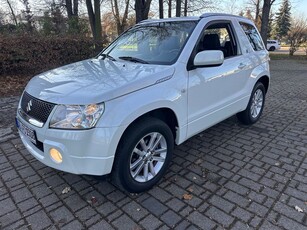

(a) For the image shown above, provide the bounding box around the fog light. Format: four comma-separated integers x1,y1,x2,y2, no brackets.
50,148,63,163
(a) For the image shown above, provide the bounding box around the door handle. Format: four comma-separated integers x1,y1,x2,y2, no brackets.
238,63,246,69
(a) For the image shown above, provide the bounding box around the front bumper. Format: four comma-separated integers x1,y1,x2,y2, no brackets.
16,112,125,176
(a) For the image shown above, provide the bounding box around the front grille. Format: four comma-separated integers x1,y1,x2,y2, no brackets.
21,91,55,123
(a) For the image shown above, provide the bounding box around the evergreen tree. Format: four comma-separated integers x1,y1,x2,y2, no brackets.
41,11,53,35
51,4,66,34
267,12,275,39
275,0,291,39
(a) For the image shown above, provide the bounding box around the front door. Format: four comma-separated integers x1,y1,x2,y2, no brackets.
187,20,251,138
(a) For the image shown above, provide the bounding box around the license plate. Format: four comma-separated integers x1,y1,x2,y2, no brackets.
16,118,37,145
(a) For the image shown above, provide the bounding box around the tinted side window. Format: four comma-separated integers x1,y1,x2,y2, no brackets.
239,22,264,51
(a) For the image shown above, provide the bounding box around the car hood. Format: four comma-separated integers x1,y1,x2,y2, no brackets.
25,59,175,104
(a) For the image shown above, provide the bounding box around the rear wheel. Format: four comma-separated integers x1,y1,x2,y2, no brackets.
237,82,266,125
112,118,174,193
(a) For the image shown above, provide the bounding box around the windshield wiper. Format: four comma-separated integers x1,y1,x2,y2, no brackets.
99,53,116,61
119,56,149,64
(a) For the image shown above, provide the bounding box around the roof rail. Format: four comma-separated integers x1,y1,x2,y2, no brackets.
138,16,199,24
200,13,246,20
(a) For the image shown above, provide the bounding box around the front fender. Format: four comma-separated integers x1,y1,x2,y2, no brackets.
96,77,187,142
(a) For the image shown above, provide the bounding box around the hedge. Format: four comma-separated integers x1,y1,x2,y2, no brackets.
0,35,101,76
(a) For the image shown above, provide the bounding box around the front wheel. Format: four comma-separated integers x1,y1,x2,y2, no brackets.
237,82,266,125
112,118,174,193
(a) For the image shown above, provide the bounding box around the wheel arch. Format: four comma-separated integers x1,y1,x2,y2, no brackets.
257,75,270,93
118,107,179,148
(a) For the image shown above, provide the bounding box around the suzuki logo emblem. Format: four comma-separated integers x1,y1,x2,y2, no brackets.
26,100,33,112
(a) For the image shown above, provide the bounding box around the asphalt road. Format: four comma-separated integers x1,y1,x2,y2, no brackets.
0,59,307,229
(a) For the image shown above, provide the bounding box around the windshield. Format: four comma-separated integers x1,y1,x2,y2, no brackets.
101,21,197,65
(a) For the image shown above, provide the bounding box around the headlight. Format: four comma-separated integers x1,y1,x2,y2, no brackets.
49,103,105,129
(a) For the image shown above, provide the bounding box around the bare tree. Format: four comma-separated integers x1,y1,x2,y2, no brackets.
260,0,276,45
159,0,163,18
110,0,130,35
163,0,218,17
246,0,262,29
225,0,240,14
65,0,80,33
288,16,307,56
65,0,78,18
183,0,188,16
168,0,172,17
135,0,152,23
176,0,181,17
5,0,18,25
86,0,102,45
182,0,219,16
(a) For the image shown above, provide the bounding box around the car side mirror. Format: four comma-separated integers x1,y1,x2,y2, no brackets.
193,50,224,67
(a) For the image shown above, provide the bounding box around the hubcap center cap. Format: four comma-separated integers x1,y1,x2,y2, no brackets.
144,151,152,161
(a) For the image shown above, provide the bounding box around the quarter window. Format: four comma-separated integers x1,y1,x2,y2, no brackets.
239,22,264,51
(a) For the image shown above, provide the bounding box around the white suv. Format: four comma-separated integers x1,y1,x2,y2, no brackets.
16,13,270,192
267,40,281,51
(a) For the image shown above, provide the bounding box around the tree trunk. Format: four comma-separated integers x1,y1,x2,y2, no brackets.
135,0,142,23
112,0,121,34
65,0,78,17
66,0,73,18
94,0,102,43
176,0,181,17
159,0,163,19
73,0,78,16
86,0,96,38
260,0,271,45
144,0,152,20
168,0,172,18
260,0,276,45
121,0,130,33
86,0,103,46
135,0,152,23
183,0,188,16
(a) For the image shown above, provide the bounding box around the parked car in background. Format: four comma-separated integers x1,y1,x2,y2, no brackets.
16,13,270,193
267,40,281,51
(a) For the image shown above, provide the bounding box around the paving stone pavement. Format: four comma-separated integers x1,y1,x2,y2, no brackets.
0,59,307,230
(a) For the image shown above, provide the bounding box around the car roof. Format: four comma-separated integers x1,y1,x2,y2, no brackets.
138,13,251,25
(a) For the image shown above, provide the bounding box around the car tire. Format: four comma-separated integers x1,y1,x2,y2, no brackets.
237,82,266,125
112,117,174,193
269,46,275,51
